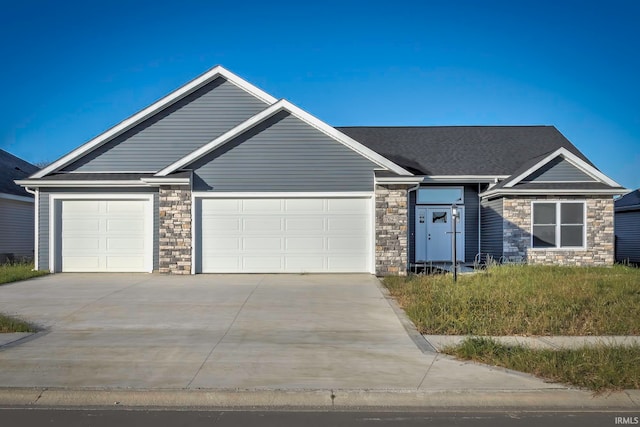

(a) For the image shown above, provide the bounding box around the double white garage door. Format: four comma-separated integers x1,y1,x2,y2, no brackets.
55,196,372,273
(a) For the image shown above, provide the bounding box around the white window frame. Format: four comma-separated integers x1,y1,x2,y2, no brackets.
530,200,587,250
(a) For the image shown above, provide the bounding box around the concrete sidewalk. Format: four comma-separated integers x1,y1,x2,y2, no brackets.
424,335,640,351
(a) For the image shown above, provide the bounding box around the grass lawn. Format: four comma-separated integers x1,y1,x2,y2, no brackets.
0,263,46,333
384,265,640,336
444,337,640,392
0,263,48,286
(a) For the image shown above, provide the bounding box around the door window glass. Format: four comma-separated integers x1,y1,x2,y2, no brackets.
432,211,447,223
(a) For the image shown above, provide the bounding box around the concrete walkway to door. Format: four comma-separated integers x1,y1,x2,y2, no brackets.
0,273,558,391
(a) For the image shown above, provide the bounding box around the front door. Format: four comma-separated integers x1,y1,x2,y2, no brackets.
415,206,465,262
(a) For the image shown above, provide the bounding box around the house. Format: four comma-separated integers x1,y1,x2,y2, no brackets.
16,66,627,275
615,189,640,264
1,149,39,262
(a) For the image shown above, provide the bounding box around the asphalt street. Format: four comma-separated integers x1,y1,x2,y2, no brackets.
1,408,638,427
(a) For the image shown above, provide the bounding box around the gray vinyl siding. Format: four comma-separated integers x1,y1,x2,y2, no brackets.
63,78,268,173
37,188,159,272
615,209,640,263
480,197,504,260
464,185,479,263
0,198,34,259
523,157,596,182
191,112,378,192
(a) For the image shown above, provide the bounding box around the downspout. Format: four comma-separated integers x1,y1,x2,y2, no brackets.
478,182,481,256
24,187,38,271
407,183,421,274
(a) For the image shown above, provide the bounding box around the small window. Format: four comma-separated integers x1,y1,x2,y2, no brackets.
532,202,584,249
417,187,464,204
432,211,447,223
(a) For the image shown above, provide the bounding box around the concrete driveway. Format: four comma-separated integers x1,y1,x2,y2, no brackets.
0,274,557,391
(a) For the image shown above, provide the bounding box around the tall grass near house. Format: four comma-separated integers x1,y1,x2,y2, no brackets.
0,263,47,285
384,265,640,336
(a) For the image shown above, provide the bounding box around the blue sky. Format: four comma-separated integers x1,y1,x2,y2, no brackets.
1,0,639,188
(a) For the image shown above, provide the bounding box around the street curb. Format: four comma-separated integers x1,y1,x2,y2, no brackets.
0,388,638,409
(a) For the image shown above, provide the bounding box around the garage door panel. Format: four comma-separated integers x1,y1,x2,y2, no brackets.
58,198,151,273
63,256,101,271
244,218,281,232
285,257,325,271
106,219,145,233
106,256,146,270
106,201,145,215
243,256,283,270
243,237,282,250
202,217,240,233
285,218,324,231
285,199,324,212
106,237,145,251
64,238,101,250
203,237,240,250
285,237,324,250
327,217,368,231
63,219,101,234
200,197,371,273
244,199,281,212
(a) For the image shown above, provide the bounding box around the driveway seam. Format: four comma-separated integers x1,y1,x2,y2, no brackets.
55,276,156,327
417,353,439,390
186,276,265,388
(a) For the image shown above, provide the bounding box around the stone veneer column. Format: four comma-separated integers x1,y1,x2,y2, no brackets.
502,196,614,266
375,184,409,276
159,185,192,274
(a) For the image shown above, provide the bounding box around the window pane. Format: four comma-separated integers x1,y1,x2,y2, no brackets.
561,225,583,247
533,225,556,248
533,203,556,225
432,211,447,223
417,188,464,204
561,203,583,224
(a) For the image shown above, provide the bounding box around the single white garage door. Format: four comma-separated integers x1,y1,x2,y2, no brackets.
58,199,151,272
198,197,372,273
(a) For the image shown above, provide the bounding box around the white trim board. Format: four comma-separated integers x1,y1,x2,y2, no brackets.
192,191,374,198
32,66,277,179
157,99,413,177
48,193,155,273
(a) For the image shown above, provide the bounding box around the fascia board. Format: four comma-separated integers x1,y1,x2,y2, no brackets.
158,99,413,177
480,188,628,198
15,180,152,188
504,147,621,188
32,66,277,179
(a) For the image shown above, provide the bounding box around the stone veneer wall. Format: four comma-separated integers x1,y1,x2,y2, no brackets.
159,185,192,274
375,184,409,275
502,196,614,266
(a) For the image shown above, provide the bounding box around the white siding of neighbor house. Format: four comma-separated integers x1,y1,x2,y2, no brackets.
62,78,269,173
0,198,34,258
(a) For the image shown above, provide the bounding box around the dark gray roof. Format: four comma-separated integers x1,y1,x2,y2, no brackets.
0,149,38,197
616,189,640,210
337,126,591,176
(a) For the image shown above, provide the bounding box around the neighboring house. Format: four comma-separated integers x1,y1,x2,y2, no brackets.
1,149,39,262
615,189,640,264
16,66,627,275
